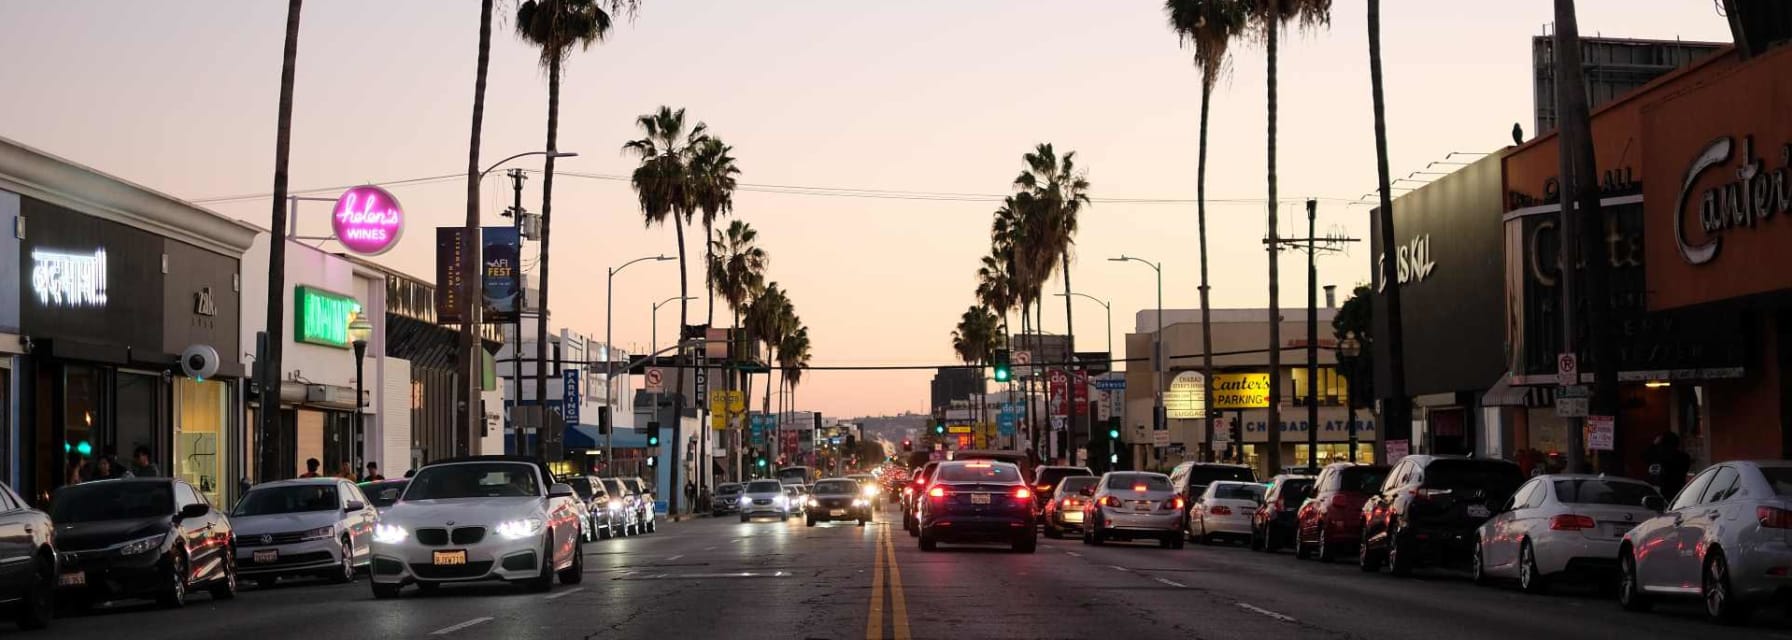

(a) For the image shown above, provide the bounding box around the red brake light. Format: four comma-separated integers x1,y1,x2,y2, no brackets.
1548,514,1597,531
1133,484,1148,492
1014,488,1033,500
1210,505,1233,516
1759,506,1792,529
903,486,913,496
928,487,947,499
1165,497,1185,511
1099,496,1121,508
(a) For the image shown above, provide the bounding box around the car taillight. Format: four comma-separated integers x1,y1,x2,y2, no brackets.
903,486,913,496
1548,514,1597,531
1100,496,1121,508
1759,506,1792,529
928,487,947,499
1014,487,1033,500
1037,483,1053,492
1163,497,1185,511
1210,505,1233,516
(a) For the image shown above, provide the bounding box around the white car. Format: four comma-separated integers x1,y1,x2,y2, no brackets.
1189,481,1265,544
232,478,378,587
739,480,792,521
369,457,584,597
1619,460,1792,624
1473,474,1661,593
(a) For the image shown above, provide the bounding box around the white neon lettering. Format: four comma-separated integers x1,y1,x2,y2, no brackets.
30,248,109,308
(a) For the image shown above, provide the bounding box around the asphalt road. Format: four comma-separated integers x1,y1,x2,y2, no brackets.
40,504,1792,639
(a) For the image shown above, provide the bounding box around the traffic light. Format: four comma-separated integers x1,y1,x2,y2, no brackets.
1108,427,1120,440
933,421,945,436
992,349,1012,382
647,434,660,447
597,406,612,435
757,457,768,468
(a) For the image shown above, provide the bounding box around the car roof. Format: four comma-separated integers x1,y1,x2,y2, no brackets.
1532,473,1649,482
1178,462,1252,470
1269,474,1316,481
253,478,346,489
1739,460,1792,469
1209,480,1259,488
423,456,551,479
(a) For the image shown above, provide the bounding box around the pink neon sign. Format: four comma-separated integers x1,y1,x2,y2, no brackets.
331,185,405,256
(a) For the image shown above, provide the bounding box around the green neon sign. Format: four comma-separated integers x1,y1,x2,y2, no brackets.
295,286,361,348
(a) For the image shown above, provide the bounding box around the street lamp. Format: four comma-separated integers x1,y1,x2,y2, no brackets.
1055,292,1112,357
1110,256,1164,468
348,310,374,477
605,255,676,468
650,295,696,418
480,150,578,182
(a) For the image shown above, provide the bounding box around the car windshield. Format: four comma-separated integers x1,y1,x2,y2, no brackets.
1553,479,1659,506
600,479,626,495
1760,468,1792,496
361,481,407,508
1189,466,1255,487
746,481,784,494
232,484,339,516
1423,460,1524,500
1057,476,1098,495
403,463,540,500
1106,474,1172,491
1036,467,1091,488
1213,483,1266,501
51,482,173,523
814,480,858,494
1338,466,1391,493
717,484,743,496
937,463,1021,483
565,477,595,500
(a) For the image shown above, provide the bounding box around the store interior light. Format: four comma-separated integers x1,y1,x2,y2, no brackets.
1644,381,1670,388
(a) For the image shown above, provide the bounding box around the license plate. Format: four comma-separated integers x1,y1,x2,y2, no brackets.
1466,505,1490,518
970,494,991,505
58,572,85,587
253,550,278,564
1063,512,1084,523
1133,502,1152,512
432,550,468,566
829,509,846,517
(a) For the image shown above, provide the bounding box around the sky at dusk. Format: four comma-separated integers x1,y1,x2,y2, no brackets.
0,1,1733,418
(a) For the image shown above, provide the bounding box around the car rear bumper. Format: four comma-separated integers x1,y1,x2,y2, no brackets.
923,515,1033,541
1200,515,1253,536
1097,509,1183,533
1532,536,1621,576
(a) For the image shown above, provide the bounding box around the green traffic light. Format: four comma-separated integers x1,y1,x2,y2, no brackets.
934,424,945,435
757,458,768,468
1107,428,1120,440
647,434,660,447
994,367,1011,382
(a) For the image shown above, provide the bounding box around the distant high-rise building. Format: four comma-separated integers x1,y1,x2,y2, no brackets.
1531,35,1724,134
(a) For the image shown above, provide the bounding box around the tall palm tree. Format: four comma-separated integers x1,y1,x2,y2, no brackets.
1365,0,1407,464
779,325,812,432
709,219,767,478
1167,0,1250,461
690,137,741,326
1244,0,1330,473
952,305,1001,423
515,0,620,458
258,0,304,481
1014,143,1091,357
747,283,794,438
457,0,496,457
625,106,710,347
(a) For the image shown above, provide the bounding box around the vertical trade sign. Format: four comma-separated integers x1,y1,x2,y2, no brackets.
562,369,582,424
435,227,472,323
481,226,520,323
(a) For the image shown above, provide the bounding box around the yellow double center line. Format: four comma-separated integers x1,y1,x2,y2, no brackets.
866,523,910,639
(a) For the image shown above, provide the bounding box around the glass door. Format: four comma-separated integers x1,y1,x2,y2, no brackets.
174,377,229,504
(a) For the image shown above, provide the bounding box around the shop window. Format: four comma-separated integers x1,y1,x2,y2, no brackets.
1293,444,1372,468
1290,368,1346,406
115,371,161,472
62,365,105,483
175,378,229,505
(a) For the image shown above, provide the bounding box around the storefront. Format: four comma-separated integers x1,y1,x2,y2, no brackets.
3,136,255,503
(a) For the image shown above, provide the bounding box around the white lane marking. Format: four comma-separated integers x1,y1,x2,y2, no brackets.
1155,577,1187,588
704,546,718,551
1236,603,1297,623
667,554,685,561
545,586,584,600
429,617,493,635
1108,565,1129,572
1064,551,1082,557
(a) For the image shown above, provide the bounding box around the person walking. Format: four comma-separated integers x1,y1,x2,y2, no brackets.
299,458,322,478
363,462,385,482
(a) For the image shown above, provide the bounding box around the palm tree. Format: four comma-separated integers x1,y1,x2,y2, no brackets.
690,137,741,326
709,219,767,478
1014,143,1091,358
1166,0,1250,461
258,0,304,481
779,325,812,435
515,0,622,458
952,305,1001,423
625,106,710,346
747,283,795,433
456,0,497,457
1243,0,1330,473
1365,0,1407,464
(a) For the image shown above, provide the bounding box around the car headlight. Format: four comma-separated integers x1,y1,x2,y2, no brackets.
300,525,335,541
118,533,166,556
772,495,786,506
609,499,625,511
853,498,869,507
373,524,409,544
495,518,545,540
807,498,819,507
862,485,878,497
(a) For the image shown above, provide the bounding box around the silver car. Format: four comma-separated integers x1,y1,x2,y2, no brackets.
232,478,376,587
1619,460,1792,624
1189,481,1265,544
1083,472,1185,549
739,480,792,522
1474,474,1661,593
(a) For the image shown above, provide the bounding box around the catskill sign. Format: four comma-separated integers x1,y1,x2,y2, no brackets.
332,185,405,256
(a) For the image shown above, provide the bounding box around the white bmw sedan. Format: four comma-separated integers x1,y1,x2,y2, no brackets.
1473,474,1661,593
369,457,584,597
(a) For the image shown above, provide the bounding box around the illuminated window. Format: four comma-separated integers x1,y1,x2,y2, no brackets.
1290,368,1348,406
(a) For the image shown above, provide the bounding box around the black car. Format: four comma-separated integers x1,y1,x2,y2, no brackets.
915,461,1036,553
805,479,872,526
562,476,616,541
902,461,943,537
52,478,237,608
0,482,55,629
712,483,744,516
1029,466,1093,516
1251,474,1316,553
1359,456,1524,576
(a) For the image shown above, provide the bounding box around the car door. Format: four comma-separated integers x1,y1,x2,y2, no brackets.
1297,469,1329,543
0,488,32,592
173,483,214,583
1676,466,1739,586
340,482,375,561
1366,461,1407,548
1485,480,1533,572
1637,467,1718,591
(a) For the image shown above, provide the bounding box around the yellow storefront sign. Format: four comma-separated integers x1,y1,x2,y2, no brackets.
1211,373,1271,409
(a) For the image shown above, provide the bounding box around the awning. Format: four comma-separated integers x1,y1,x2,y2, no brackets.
1480,375,1555,408
565,424,603,450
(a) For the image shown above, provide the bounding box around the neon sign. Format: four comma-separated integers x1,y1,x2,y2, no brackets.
331,185,404,256
295,285,361,348
30,248,108,308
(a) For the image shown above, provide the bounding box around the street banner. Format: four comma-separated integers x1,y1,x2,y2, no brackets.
434,227,473,323
1048,369,1068,417
561,369,581,424
480,226,520,323
997,403,1018,436
1072,370,1090,415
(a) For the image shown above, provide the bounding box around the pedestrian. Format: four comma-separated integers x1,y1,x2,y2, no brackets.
93,456,121,480
403,468,416,479
65,452,89,486
1644,431,1693,500
363,462,385,482
129,446,162,478
299,458,322,478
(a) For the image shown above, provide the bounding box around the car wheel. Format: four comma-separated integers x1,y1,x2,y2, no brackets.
907,515,919,537
1294,531,1312,560
1316,527,1336,563
558,538,584,585
1618,549,1651,612
210,550,238,601
1014,533,1037,554
1471,537,1490,586
806,516,816,528
371,581,403,599
1386,527,1413,577
779,513,789,523
740,514,750,523
1090,523,1106,547
16,553,53,630
858,517,868,527
1519,540,1548,594
525,539,554,593
158,552,189,609
1705,550,1753,625
918,528,937,552
1170,534,1185,550
331,539,356,584
1358,535,1383,573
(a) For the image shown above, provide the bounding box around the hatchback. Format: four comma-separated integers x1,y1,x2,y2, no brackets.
1294,463,1390,562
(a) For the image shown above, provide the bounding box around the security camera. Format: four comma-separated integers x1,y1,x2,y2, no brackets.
180,344,221,380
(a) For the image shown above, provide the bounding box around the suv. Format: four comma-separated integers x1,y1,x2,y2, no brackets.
1294,463,1391,561
1168,461,1257,503
1359,456,1523,576
1251,474,1316,553
1030,466,1093,516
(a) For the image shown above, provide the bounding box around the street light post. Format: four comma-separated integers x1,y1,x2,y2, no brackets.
605,255,675,471
1056,291,1111,465
349,311,374,477
1110,256,1163,469
1337,332,1363,463
650,295,695,436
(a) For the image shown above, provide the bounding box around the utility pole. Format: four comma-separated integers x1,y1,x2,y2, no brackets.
1266,201,1358,473
1553,0,1614,473
503,169,529,457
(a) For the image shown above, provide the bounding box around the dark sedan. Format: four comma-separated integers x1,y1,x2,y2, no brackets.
52,478,237,609
916,461,1036,553
0,481,54,629
805,479,872,526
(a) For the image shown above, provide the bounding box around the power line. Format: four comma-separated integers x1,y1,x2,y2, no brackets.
550,345,1335,372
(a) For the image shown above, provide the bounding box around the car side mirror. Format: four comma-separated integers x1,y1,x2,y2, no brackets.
177,503,210,520
548,483,576,499
1642,495,1667,512
344,500,366,512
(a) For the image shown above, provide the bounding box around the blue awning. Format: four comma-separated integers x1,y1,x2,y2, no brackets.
566,424,603,450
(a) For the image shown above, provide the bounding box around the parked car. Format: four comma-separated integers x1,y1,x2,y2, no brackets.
1042,476,1100,539
1294,463,1390,562
805,479,873,526
620,477,656,534
0,481,54,629
1360,456,1524,576
1168,462,1257,505
562,476,616,540
1030,466,1093,517
359,479,409,517
368,456,583,598
599,478,639,536
52,478,237,609
1474,474,1660,593
903,462,943,536
1084,472,1184,549
1619,460,1792,624
1188,481,1265,544
232,478,376,587
739,480,792,522
916,461,1036,553
1252,474,1316,553
712,483,745,516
